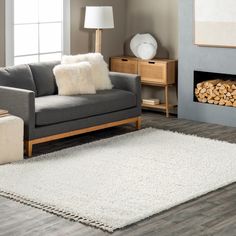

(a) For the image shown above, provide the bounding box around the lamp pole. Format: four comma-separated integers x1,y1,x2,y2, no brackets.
95,29,102,53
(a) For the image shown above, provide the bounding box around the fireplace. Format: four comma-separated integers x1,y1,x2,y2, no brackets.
179,0,236,127
194,71,236,107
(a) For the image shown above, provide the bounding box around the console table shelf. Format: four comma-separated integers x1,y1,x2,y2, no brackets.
142,103,177,110
141,79,175,87
110,56,178,117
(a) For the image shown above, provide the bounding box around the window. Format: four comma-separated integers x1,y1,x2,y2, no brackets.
5,0,70,66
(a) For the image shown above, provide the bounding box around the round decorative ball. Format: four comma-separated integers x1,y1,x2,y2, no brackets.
130,33,158,60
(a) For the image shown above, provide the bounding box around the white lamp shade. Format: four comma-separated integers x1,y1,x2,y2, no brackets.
84,6,114,29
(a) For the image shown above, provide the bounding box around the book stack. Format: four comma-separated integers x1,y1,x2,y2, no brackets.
0,109,9,118
142,98,160,106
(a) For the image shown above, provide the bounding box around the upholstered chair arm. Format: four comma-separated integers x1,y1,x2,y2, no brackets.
0,86,35,138
109,72,142,108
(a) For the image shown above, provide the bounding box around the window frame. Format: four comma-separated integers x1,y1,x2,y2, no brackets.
5,0,70,66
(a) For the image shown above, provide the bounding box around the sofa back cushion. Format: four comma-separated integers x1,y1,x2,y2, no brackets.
29,61,60,97
0,64,37,92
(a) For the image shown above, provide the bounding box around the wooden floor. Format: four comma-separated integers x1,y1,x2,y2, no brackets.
0,111,236,236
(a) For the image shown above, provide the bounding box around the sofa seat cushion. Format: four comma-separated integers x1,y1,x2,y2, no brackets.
35,89,136,126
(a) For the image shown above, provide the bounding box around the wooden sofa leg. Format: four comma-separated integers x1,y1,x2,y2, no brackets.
25,141,33,157
136,117,142,130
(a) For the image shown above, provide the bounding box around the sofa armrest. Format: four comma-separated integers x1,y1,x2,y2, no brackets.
0,86,35,138
109,72,142,108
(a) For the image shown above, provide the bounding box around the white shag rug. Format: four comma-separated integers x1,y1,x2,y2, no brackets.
0,128,235,232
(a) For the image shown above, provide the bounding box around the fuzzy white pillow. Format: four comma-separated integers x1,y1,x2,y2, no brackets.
62,53,113,90
53,62,96,96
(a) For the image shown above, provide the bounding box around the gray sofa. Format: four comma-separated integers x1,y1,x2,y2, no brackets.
0,61,142,156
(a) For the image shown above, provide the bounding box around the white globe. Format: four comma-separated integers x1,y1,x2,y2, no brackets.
137,43,156,60
130,33,158,60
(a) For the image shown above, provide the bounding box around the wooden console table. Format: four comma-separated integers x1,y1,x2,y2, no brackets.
110,57,178,117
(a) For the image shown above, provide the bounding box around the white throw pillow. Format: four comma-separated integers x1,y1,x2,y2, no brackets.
62,53,113,90
53,62,96,96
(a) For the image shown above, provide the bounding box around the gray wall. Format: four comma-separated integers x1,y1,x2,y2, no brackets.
179,0,236,127
125,0,179,59
0,0,5,67
125,0,178,107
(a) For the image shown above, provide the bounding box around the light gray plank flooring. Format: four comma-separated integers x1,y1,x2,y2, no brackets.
0,111,235,236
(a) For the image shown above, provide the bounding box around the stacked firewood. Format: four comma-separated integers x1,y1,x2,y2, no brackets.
195,79,236,107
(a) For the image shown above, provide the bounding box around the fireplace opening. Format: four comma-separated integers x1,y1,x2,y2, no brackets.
194,71,236,107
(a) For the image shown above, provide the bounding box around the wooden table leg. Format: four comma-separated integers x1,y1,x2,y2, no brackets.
165,85,169,118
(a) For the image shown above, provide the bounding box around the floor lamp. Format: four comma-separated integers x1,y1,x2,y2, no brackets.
84,6,114,53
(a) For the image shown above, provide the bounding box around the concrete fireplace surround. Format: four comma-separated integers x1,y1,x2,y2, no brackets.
178,0,236,127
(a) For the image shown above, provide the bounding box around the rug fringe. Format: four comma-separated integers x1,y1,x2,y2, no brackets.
0,190,114,233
